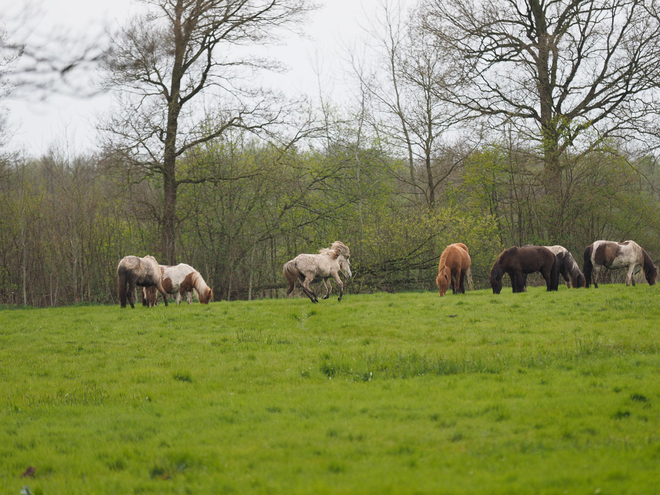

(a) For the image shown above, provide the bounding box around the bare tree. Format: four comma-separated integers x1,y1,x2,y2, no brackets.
424,0,660,239
352,0,467,208
102,0,314,264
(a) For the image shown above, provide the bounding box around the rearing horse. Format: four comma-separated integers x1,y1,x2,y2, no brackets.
117,255,169,308
583,240,657,288
283,241,352,303
436,243,471,296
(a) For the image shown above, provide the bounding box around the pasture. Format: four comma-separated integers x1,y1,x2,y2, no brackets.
1,285,659,494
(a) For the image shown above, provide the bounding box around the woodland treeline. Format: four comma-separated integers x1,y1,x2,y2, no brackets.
2,0,660,306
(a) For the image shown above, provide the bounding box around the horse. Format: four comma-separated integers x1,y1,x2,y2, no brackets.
117,255,169,309
142,264,213,305
583,240,657,288
436,243,471,296
489,246,560,294
544,245,586,288
283,241,352,303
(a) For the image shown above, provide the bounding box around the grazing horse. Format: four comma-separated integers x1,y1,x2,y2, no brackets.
142,264,213,305
544,245,586,288
436,243,471,296
283,241,352,303
117,255,169,309
583,240,657,288
489,246,560,294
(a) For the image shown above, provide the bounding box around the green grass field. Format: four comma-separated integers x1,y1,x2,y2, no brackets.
1,285,659,494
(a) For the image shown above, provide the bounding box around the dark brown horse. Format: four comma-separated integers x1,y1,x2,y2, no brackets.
583,240,657,288
117,255,169,308
489,246,560,294
436,243,471,296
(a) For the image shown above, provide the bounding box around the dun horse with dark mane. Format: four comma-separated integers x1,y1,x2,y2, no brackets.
117,255,169,308
544,245,585,288
583,240,657,288
490,246,560,294
283,241,352,303
436,243,471,296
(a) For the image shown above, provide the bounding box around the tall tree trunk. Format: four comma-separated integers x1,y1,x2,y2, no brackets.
533,0,563,242
161,2,184,266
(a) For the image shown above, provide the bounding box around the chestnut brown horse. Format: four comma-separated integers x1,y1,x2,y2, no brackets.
117,255,169,308
490,246,560,294
583,240,657,288
436,243,471,296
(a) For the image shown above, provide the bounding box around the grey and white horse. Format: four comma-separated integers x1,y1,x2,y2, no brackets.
117,255,169,308
283,241,352,303
544,245,586,288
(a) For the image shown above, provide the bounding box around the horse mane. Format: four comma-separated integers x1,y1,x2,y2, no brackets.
503,247,518,257
641,248,654,270
490,259,504,284
641,248,657,284
320,241,350,260
438,247,451,269
191,270,213,303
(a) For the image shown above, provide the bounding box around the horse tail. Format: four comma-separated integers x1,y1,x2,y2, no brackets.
283,261,299,296
117,264,128,308
582,245,593,288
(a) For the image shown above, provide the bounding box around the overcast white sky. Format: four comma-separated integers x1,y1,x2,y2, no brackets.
2,0,382,156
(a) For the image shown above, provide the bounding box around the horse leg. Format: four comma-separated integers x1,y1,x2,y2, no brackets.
510,272,520,293
626,264,636,286
331,271,345,301
459,269,466,294
301,275,318,303
593,265,600,288
322,279,332,300
128,280,136,309
155,281,169,306
541,267,553,291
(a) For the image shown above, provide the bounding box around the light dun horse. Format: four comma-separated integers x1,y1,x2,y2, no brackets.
283,241,352,303
117,255,169,308
142,263,213,306
583,240,657,288
436,243,471,296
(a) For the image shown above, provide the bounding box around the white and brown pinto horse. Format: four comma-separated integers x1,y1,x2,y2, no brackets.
283,241,352,303
544,245,586,288
143,263,213,305
583,240,657,288
117,255,169,308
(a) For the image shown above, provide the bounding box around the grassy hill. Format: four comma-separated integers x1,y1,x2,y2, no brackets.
1,285,659,494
